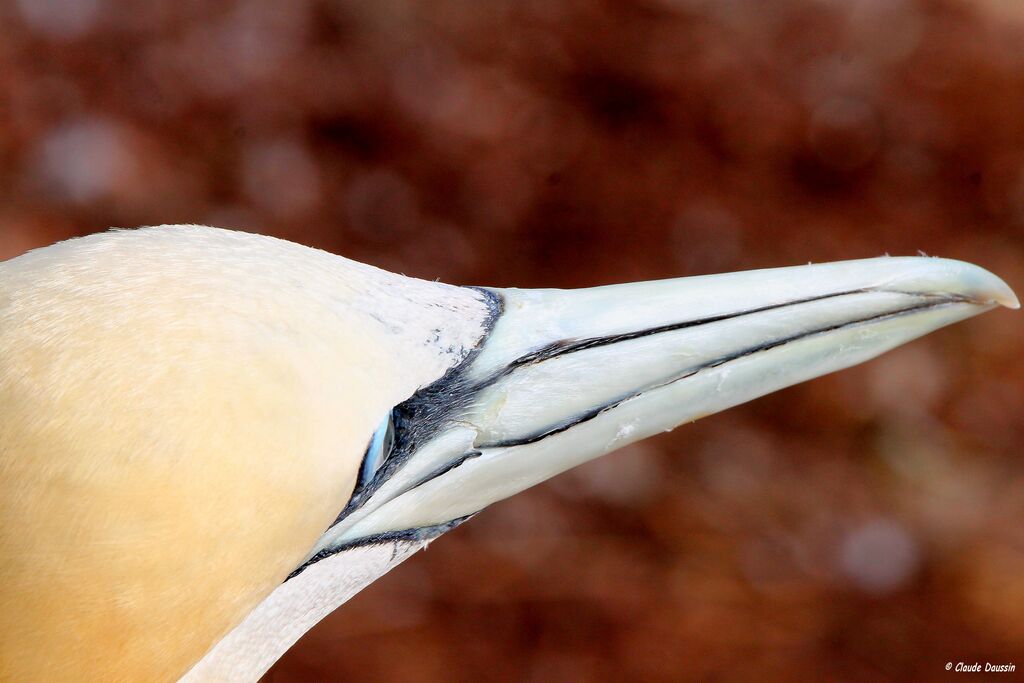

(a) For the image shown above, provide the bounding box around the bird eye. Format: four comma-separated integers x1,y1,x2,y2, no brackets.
357,411,394,490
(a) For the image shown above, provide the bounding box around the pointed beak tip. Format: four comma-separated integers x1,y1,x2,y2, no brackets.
964,263,1019,310
998,289,1021,310
916,257,1019,310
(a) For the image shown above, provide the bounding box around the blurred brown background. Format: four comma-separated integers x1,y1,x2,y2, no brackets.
2,0,1023,681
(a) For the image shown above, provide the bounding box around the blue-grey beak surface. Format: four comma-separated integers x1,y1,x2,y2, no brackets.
322,256,1017,545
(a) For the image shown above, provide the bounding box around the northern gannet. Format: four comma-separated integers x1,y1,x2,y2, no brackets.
0,225,1016,681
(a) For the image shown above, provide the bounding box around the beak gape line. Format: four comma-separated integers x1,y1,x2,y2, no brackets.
476,288,970,450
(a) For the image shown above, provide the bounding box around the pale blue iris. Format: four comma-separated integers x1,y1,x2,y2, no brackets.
358,411,394,489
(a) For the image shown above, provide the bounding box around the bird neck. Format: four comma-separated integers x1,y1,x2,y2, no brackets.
180,540,426,682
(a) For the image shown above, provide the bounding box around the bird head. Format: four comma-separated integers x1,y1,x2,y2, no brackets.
1,225,1016,681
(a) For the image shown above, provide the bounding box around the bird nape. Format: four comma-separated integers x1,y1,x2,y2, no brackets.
0,225,1017,681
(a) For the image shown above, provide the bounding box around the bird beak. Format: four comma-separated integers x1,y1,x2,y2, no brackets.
322,257,1017,546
